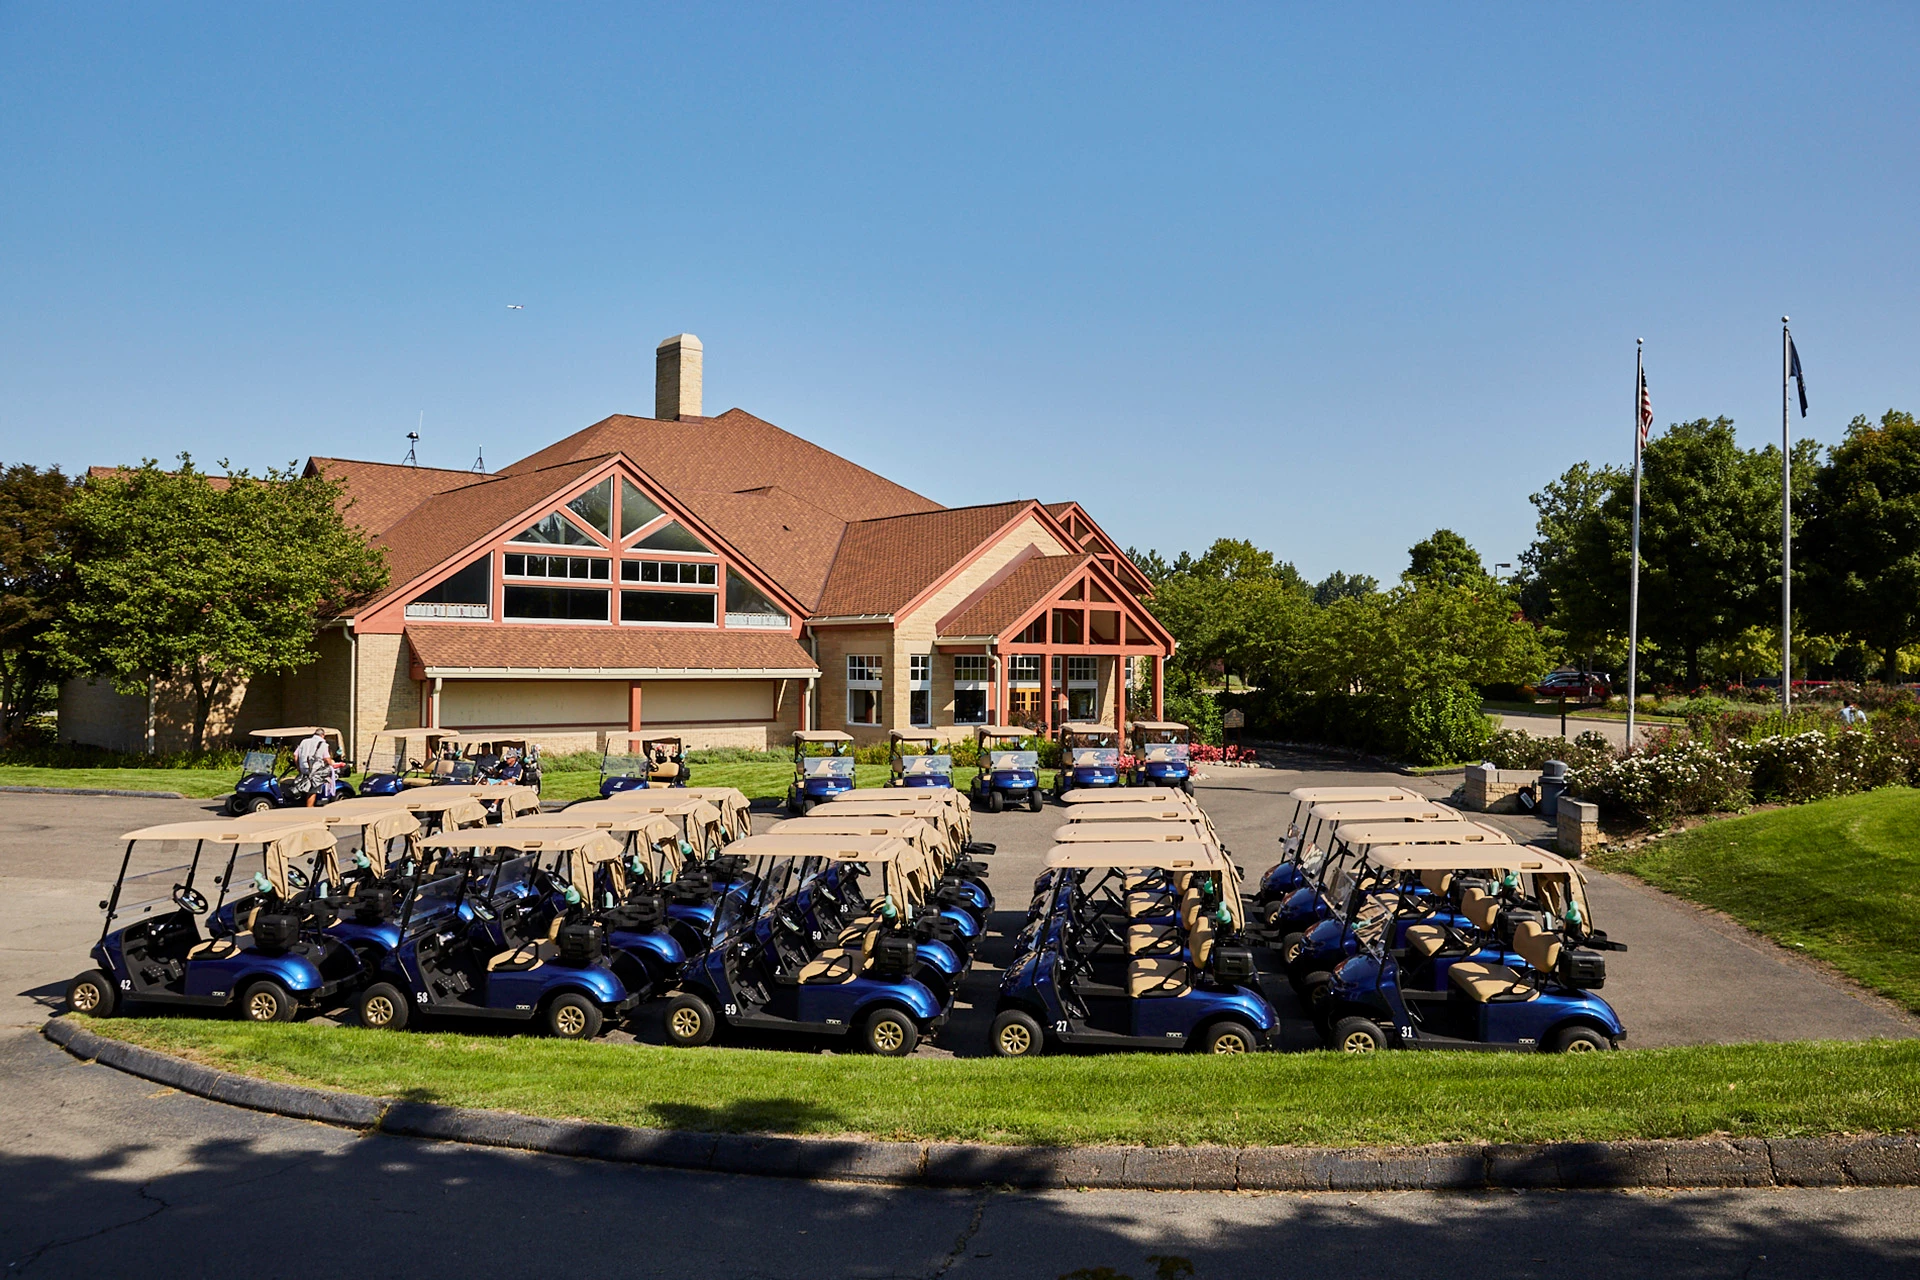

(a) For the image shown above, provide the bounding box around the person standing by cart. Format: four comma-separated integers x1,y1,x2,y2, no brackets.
294,728,335,807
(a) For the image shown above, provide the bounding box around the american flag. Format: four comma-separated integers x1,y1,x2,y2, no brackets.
1638,367,1653,449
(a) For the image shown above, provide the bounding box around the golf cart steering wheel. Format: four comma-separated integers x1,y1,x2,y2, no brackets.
285,867,309,890
173,885,209,914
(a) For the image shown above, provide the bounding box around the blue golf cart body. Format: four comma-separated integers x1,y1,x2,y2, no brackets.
1128,721,1193,791
889,731,954,789
226,728,357,816
1055,723,1123,796
998,948,1275,1050
787,730,856,814
969,726,1041,812
1321,949,1625,1051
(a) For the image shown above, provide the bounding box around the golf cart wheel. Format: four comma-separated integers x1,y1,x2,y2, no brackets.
1181,778,1195,796
990,1009,1044,1058
664,992,717,1046
545,993,602,1040
240,979,296,1023
240,795,273,815
1549,1025,1611,1054
357,982,410,1031
1025,789,1043,813
862,1007,919,1057
1280,933,1308,965
985,789,1004,814
1331,1016,1387,1053
1298,972,1333,1006
1198,1020,1257,1055
66,970,118,1017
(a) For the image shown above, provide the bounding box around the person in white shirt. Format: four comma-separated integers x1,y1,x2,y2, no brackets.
294,729,334,807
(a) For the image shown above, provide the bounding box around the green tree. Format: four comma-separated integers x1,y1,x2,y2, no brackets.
1186,537,1307,590
1800,410,1920,679
1404,528,1487,588
45,456,387,751
1312,570,1378,606
0,463,76,742
1124,546,1171,585
1517,460,1625,657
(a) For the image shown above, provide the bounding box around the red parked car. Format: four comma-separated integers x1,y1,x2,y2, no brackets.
1529,669,1611,702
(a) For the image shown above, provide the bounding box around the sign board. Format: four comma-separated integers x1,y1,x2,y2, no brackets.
1222,709,1246,729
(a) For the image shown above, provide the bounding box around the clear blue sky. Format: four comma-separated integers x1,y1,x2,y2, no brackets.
4,4,1917,583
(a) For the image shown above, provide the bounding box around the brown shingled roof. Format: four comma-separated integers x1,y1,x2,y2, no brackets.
503,408,940,523
938,554,1087,638
305,458,481,537
405,625,816,675
669,485,849,609
812,502,1036,617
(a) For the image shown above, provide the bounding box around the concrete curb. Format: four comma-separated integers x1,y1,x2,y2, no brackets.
1,785,191,799
42,1019,1920,1190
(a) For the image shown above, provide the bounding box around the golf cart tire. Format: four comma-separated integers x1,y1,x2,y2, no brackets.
1548,1024,1611,1053
357,982,410,1031
1298,972,1333,1005
240,979,296,1023
862,1007,918,1057
66,969,117,1018
240,796,274,816
1197,1020,1257,1055
1331,1016,1388,1053
664,992,717,1046
1025,790,1043,813
1182,778,1195,796
1279,933,1308,966
985,789,1004,814
990,1008,1045,1057
544,993,602,1040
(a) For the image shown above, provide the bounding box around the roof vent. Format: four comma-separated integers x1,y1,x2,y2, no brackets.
656,334,703,421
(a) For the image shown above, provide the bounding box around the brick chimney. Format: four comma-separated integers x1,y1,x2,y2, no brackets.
655,333,703,420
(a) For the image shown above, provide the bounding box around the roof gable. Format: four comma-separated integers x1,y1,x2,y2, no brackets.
812,501,1036,618
305,458,481,537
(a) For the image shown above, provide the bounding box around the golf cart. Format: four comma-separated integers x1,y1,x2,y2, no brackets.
660,832,948,1056
1264,817,1512,945
1054,723,1123,798
991,828,1276,1056
775,813,987,955
1128,721,1194,794
1317,843,1628,1054
969,725,1042,813
888,731,953,789
596,733,690,798
66,818,364,1022
427,783,542,824
226,727,355,815
1253,798,1455,913
353,829,639,1039
788,730,856,814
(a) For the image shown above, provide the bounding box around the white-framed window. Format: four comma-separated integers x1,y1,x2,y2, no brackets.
621,559,716,585
406,554,491,620
909,654,932,727
1008,655,1042,685
847,655,882,725
506,553,610,582
1067,656,1098,684
952,655,988,726
1067,655,1098,720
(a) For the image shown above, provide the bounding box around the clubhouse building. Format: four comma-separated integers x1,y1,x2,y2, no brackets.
61,335,1176,763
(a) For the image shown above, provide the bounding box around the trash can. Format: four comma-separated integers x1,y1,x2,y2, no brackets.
1539,759,1569,821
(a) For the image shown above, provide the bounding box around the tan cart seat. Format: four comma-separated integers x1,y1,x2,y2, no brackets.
1127,956,1191,998
1402,923,1448,959
1127,921,1183,955
1447,961,1536,1003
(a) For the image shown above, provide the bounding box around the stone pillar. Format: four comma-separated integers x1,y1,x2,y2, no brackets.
1558,798,1601,858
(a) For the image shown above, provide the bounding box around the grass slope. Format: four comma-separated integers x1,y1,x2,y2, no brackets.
84,1019,1920,1147
0,766,236,797
1600,787,1920,1013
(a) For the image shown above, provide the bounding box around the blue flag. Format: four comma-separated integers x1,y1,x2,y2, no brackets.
1789,338,1808,418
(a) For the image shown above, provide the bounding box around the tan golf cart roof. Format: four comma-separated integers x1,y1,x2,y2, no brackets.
120,819,337,854
721,831,910,862
320,792,490,827
1333,819,1512,847
508,803,678,842
1061,802,1205,822
1303,800,1456,824
425,783,541,807
793,730,853,743
819,797,951,821
1288,786,1427,804
249,726,342,741
837,785,968,805
975,725,1030,738
1044,840,1232,871
1061,722,1118,735
228,802,421,848
591,793,723,821
419,826,620,853
1127,721,1190,733
1061,787,1198,806
1364,846,1559,873
1051,821,1215,844
607,731,682,745
771,815,939,846
889,730,945,743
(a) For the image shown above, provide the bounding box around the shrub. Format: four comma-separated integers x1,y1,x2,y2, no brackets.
0,742,248,770
1573,734,1751,824
1399,679,1494,766
1164,688,1223,746
1735,729,1909,804
1479,729,1616,776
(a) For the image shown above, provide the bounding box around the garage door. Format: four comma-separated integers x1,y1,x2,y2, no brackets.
440,680,627,729
641,680,775,724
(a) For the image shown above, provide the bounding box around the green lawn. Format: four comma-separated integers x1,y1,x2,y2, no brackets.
0,766,238,798
1598,787,1920,1013
79,1018,1920,1146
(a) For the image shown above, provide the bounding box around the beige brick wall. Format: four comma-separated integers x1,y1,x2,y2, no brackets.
811,623,894,746
57,671,286,752
354,632,420,766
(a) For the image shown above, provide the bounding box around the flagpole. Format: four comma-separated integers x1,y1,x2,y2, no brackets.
1782,317,1792,716
1627,339,1644,752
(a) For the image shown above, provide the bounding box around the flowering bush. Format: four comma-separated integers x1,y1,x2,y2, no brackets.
1479,728,1616,775
1190,743,1257,764
1733,729,1909,804
1573,735,1752,824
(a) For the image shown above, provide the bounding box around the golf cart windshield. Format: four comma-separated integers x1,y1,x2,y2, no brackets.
491,854,537,900
896,753,952,777
446,759,477,783
241,750,280,777
602,753,647,778
988,749,1038,771
113,860,198,922
406,876,463,927
1140,741,1189,763
801,756,854,780
1070,747,1120,768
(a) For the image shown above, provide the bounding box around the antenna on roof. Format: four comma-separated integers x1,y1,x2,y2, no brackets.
405,412,422,467
471,445,486,474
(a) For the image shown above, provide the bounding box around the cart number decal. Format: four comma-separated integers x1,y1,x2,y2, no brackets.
119,980,132,990
724,1003,738,1015
416,991,429,1003
1054,1021,1068,1033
